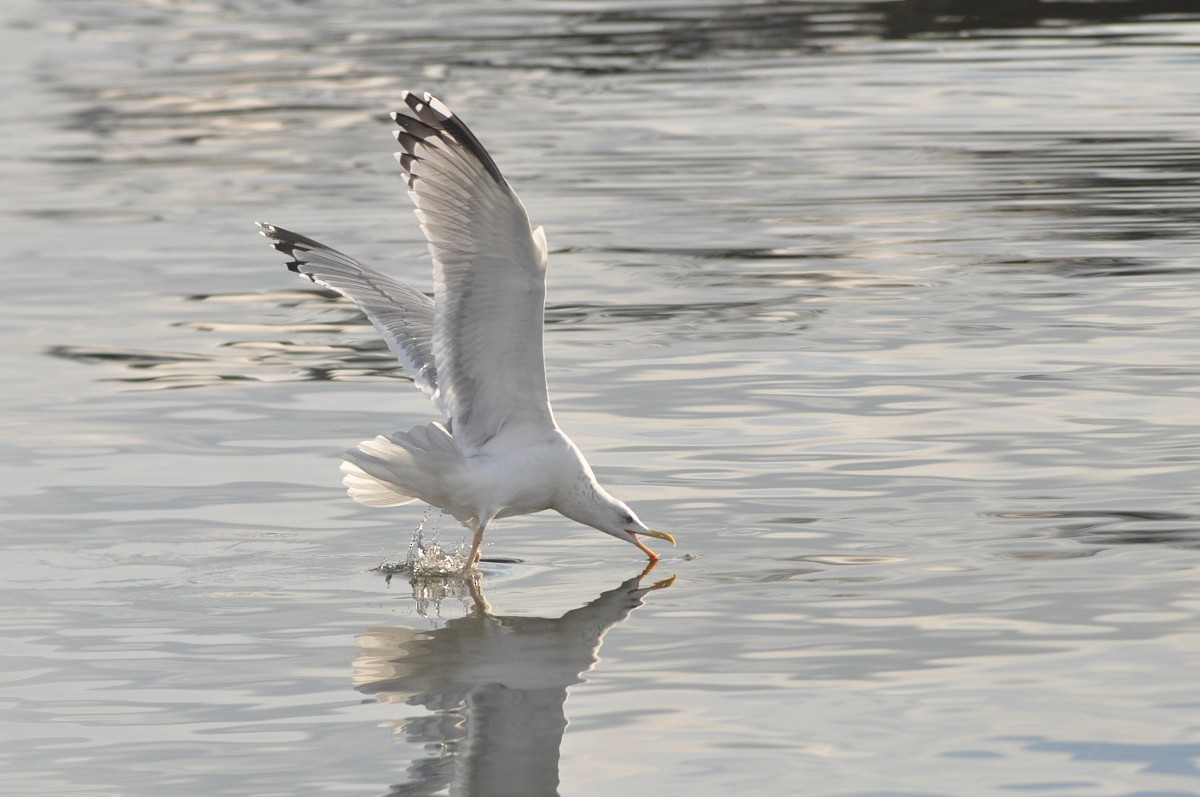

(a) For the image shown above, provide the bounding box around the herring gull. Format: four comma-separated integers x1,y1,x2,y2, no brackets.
257,92,675,571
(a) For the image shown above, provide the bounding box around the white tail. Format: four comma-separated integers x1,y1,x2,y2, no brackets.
340,459,417,507
340,422,464,509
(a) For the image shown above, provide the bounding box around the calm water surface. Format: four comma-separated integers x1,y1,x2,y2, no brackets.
4,1,1200,794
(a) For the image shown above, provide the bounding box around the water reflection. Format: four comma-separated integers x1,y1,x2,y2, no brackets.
1017,736,1200,777
530,0,1200,68
354,567,673,797
9,0,1200,793
990,509,1200,550
869,0,1200,39
44,285,820,388
42,0,1200,164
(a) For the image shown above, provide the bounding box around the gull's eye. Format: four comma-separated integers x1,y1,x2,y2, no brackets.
622,513,634,525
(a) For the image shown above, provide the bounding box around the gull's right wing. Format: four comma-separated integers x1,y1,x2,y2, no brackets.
392,92,555,453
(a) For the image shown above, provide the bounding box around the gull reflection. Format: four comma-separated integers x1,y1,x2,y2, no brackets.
354,565,674,797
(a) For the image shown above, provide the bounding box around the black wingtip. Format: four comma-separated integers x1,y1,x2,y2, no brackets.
256,223,314,275
391,92,507,187
394,130,423,153
397,152,421,172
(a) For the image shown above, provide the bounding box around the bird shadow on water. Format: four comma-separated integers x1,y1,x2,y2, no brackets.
353,564,674,797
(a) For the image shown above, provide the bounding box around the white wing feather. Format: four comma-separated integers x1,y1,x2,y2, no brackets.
392,92,554,453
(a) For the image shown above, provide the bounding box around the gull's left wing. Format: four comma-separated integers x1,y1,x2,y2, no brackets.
256,222,444,414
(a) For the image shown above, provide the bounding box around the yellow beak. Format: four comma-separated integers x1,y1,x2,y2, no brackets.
643,529,676,547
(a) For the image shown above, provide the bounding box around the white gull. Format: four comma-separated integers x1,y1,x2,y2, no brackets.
257,91,675,571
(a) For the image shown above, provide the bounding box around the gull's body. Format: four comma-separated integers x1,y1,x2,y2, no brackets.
258,92,673,569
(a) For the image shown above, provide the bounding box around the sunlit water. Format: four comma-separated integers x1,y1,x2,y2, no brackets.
4,0,1200,794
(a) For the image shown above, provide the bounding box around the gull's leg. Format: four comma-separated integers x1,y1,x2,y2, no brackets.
463,520,487,573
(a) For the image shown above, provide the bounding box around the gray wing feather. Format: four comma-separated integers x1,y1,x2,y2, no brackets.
256,222,443,413
391,92,554,453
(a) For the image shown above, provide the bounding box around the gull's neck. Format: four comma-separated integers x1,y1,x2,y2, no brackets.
554,462,617,531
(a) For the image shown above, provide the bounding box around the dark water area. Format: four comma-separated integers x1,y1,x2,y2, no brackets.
4,1,1200,795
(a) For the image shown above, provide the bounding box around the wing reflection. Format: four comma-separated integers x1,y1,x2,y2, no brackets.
354,567,674,797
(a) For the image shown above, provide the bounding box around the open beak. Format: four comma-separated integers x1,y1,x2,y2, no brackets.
629,528,677,561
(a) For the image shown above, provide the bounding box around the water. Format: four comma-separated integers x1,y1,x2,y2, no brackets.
3,0,1200,794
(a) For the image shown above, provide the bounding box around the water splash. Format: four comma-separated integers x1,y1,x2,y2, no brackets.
376,507,471,578
373,508,478,617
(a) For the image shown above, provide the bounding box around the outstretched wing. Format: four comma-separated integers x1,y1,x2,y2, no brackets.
392,92,554,453
256,222,443,413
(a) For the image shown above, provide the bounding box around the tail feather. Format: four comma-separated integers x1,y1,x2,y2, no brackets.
341,460,417,507
340,422,463,510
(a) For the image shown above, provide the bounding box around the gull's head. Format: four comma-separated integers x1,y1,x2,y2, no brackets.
553,449,677,561
583,493,676,562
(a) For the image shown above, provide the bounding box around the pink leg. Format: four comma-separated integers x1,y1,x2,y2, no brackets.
463,522,486,573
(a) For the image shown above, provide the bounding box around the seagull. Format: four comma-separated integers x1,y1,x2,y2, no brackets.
257,91,675,571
